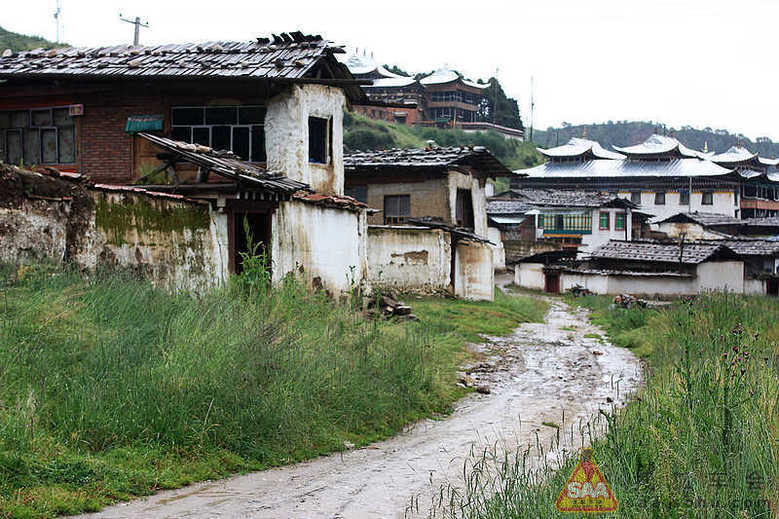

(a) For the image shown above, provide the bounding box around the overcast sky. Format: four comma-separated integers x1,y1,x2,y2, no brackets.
5,0,778,141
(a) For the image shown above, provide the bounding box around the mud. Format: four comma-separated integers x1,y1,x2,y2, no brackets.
77,290,642,519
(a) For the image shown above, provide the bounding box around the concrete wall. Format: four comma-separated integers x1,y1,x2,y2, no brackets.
655,222,725,240
271,199,367,295
514,262,546,291
454,239,494,301
620,190,737,221
366,226,451,292
696,260,744,293
487,226,506,270
447,170,488,237
560,271,610,294
605,274,696,296
266,84,346,196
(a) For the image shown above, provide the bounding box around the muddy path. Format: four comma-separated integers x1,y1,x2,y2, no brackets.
78,294,642,519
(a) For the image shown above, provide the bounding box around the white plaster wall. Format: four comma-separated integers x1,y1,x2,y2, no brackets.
208,210,229,285
487,226,506,270
744,278,765,295
625,190,737,221
271,200,367,295
515,262,545,291
447,170,489,237
454,240,494,301
0,202,69,264
560,271,609,294
606,274,696,296
366,226,451,291
696,261,744,293
265,84,346,195
655,222,725,240
580,208,632,255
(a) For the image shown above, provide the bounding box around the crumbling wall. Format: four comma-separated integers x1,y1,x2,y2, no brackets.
271,199,367,295
487,226,506,271
447,170,489,237
366,226,451,292
265,84,346,195
454,239,494,301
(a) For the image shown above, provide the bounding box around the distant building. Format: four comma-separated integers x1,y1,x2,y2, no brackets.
341,53,523,140
710,146,779,218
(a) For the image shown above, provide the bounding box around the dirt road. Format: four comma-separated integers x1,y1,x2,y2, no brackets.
78,296,642,519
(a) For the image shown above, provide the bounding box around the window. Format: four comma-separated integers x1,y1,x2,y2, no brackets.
170,105,266,162
654,191,666,205
630,191,641,204
0,107,76,164
455,188,474,229
702,191,713,205
540,212,592,233
344,185,368,203
599,211,610,230
679,189,690,205
308,116,330,164
384,195,410,224
615,212,625,230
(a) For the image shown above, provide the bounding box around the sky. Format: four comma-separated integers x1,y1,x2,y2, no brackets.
4,0,778,141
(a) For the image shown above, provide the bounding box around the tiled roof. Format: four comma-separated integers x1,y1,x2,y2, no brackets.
613,134,704,159
419,68,490,89
344,146,511,177
590,240,738,265
538,138,624,160
717,239,779,257
487,199,534,215
494,188,637,209
742,216,779,228
0,32,365,100
656,212,743,227
138,133,308,194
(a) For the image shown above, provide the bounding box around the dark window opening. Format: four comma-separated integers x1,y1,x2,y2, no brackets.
345,185,368,203
630,191,641,204
679,189,690,205
308,116,329,164
0,107,76,164
232,212,271,275
171,105,265,161
455,188,475,229
384,194,410,224
654,191,666,205
702,191,714,205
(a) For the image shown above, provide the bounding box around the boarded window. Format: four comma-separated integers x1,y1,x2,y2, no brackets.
654,191,666,205
679,189,690,205
702,191,714,205
384,195,410,224
308,116,329,164
599,211,610,230
615,212,625,230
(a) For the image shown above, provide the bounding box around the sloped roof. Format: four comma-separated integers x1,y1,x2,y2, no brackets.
590,240,739,265
339,52,405,78
518,157,733,178
742,216,779,228
419,67,490,89
137,133,308,194
718,239,779,257
613,134,704,159
0,32,366,100
487,199,534,215
364,76,418,88
503,188,637,209
344,146,511,177
537,137,625,160
710,146,778,168
656,212,743,227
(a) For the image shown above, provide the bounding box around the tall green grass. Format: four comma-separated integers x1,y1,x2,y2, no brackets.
0,264,546,518
433,293,779,518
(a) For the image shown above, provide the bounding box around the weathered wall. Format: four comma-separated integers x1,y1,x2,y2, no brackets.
447,170,488,237
514,262,546,291
655,222,725,240
366,226,451,292
604,273,696,296
454,240,494,301
361,177,449,226
744,278,765,295
579,208,632,255
487,226,506,270
271,199,367,295
266,84,346,196
696,260,744,293
559,271,610,294
0,199,70,264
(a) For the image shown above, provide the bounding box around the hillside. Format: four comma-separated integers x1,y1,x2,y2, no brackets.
0,25,62,51
532,121,779,158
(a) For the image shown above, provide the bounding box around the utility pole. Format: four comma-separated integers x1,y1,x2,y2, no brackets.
53,0,62,43
119,14,149,46
493,67,499,125
529,76,535,143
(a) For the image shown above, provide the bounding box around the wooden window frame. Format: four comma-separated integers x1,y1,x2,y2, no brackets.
701,191,714,205
599,211,610,230
654,191,666,205
170,105,266,162
615,212,625,231
384,194,411,225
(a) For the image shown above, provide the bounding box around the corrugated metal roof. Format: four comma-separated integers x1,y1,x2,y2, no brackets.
537,137,625,160
0,32,359,90
518,157,733,178
590,240,738,265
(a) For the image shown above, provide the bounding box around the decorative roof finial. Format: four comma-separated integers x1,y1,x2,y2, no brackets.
703,141,708,153
583,127,587,138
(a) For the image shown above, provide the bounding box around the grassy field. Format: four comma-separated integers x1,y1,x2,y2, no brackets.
0,264,546,518
434,293,779,518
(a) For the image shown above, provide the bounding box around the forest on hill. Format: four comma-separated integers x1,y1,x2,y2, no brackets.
533,121,779,158
0,25,62,51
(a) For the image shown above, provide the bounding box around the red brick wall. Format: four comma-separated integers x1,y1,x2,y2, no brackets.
353,104,421,126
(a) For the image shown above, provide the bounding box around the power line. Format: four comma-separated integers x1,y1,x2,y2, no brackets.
119,14,150,46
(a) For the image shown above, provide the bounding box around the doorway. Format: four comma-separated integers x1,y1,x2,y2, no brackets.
455,188,474,229
767,278,778,297
544,271,560,294
231,211,271,274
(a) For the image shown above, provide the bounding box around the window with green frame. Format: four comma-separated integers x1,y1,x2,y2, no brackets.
599,211,610,230
615,212,625,230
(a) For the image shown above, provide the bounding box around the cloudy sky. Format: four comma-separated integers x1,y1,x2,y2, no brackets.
5,0,778,140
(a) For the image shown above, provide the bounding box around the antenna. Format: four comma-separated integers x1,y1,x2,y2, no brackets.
119,13,150,46
529,76,535,143
53,0,62,43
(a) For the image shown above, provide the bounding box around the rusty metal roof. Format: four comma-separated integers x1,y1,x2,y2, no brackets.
137,132,309,194
344,146,511,177
590,240,740,265
0,32,367,100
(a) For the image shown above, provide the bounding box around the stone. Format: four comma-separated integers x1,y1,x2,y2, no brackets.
476,385,491,395
395,305,412,316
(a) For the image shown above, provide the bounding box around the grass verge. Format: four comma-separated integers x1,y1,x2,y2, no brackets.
0,265,545,518
434,293,778,518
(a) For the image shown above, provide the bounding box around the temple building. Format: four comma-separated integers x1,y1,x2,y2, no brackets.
710,146,779,218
